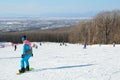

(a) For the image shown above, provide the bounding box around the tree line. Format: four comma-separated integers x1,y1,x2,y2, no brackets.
69,10,120,44
0,29,69,43
0,10,120,44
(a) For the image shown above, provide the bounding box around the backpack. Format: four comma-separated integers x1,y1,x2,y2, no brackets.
26,48,33,54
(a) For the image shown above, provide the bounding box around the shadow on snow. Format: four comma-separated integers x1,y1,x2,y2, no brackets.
0,57,20,60
32,64,95,72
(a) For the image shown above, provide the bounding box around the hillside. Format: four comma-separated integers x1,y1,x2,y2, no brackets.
0,42,120,80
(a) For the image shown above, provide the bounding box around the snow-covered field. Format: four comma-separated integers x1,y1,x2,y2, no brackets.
0,42,120,80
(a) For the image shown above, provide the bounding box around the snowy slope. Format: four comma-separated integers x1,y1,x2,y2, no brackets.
0,42,120,80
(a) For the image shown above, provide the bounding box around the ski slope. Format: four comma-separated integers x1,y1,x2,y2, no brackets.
0,42,120,80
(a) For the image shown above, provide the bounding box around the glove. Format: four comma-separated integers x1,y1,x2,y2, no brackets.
31,53,33,57
21,54,24,58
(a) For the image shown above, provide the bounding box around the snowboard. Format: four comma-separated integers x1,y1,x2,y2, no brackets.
17,67,34,75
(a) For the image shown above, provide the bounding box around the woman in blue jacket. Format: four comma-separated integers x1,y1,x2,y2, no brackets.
19,35,33,73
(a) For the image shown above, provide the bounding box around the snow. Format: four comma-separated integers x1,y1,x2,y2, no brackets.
0,42,120,80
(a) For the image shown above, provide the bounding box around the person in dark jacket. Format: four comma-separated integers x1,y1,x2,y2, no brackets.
14,44,17,51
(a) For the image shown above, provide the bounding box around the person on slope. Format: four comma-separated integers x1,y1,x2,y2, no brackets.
83,42,87,49
19,35,33,73
14,44,17,51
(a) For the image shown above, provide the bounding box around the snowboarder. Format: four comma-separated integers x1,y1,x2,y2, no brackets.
19,35,33,73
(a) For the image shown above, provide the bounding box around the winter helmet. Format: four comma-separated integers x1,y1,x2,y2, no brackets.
21,35,27,41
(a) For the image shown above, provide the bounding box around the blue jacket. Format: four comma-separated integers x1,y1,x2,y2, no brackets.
22,40,32,56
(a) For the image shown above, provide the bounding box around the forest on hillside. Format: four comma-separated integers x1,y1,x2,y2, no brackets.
70,10,120,44
0,10,120,44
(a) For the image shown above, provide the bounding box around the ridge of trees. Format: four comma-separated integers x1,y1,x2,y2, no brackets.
0,27,70,43
69,10,120,44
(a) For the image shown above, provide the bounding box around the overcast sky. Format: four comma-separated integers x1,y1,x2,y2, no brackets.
0,0,120,17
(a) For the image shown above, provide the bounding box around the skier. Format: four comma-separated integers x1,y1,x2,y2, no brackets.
40,42,42,46
14,44,17,51
19,35,33,73
113,42,115,47
83,42,87,49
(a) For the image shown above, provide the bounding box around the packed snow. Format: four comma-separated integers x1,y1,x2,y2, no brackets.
0,42,120,80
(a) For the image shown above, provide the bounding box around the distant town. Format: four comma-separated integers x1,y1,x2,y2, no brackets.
0,17,84,32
